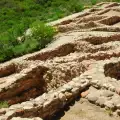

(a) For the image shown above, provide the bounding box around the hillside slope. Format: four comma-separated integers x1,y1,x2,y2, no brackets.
0,2,120,120
0,0,118,63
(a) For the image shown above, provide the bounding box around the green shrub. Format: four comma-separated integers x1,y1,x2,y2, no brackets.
91,0,97,5
13,22,56,56
0,22,56,62
12,38,39,56
30,21,56,49
67,0,84,13
1,0,120,63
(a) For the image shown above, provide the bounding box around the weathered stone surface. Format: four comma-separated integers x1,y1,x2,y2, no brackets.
0,1,120,119
0,108,7,115
101,90,114,97
116,110,120,116
116,104,120,109
109,85,115,92
116,88,120,95
87,93,98,103
71,88,80,96
58,93,67,102
11,117,43,120
104,101,115,110
96,97,105,107
64,92,73,100
63,84,73,92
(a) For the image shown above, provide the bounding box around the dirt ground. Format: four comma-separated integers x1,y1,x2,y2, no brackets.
53,98,120,120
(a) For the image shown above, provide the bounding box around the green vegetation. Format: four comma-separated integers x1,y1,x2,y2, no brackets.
0,22,56,62
91,0,97,5
0,101,9,109
105,108,113,116
0,0,120,63
13,22,56,57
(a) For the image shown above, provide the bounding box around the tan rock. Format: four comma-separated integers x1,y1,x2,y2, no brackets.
81,90,89,98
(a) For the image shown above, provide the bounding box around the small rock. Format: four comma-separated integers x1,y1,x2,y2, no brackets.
87,93,98,103
63,84,72,92
112,78,117,81
92,84,100,89
111,95,120,108
81,82,89,88
109,86,115,92
43,100,52,108
34,118,43,120
0,108,7,115
35,97,44,105
0,115,8,120
103,83,109,89
58,93,67,102
73,77,80,83
80,79,86,84
75,82,81,88
107,97,112,100
11,117,43,120
116,88,120,95
91,80,99,85
101,90,114,97
116,109,120,116
60,88,66,93
71,88,79,96
96,97,105,107
86,75,92,79
15,109,24,116
68,81,76,87
104,101,115,110
42,93,48,100
5,110,15,117
64,92,73,100
116,104,120,109
51,92,58,98
9,104,22,110
23,105,33,109
81,90,89,98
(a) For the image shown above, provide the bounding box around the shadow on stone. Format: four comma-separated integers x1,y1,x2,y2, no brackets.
104,62,120,80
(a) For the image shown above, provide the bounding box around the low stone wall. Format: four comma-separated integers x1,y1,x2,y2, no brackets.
1,2,120,120
81,58,120,116
0,76,90,120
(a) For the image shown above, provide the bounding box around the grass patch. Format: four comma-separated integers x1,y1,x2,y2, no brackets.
105,108,113,116
0,101,9,109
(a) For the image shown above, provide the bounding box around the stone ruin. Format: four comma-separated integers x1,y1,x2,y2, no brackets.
0,2,120,120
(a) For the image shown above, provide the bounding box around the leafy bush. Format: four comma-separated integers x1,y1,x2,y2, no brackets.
30,21,56,48
0,22,56,62
13,22,56,56
0,0,120,63
91,0,97,5
67,0,84,13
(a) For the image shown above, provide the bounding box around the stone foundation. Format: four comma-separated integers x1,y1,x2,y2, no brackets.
0,2,120,120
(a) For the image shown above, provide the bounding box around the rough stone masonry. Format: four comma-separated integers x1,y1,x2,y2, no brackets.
1,2,120,120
